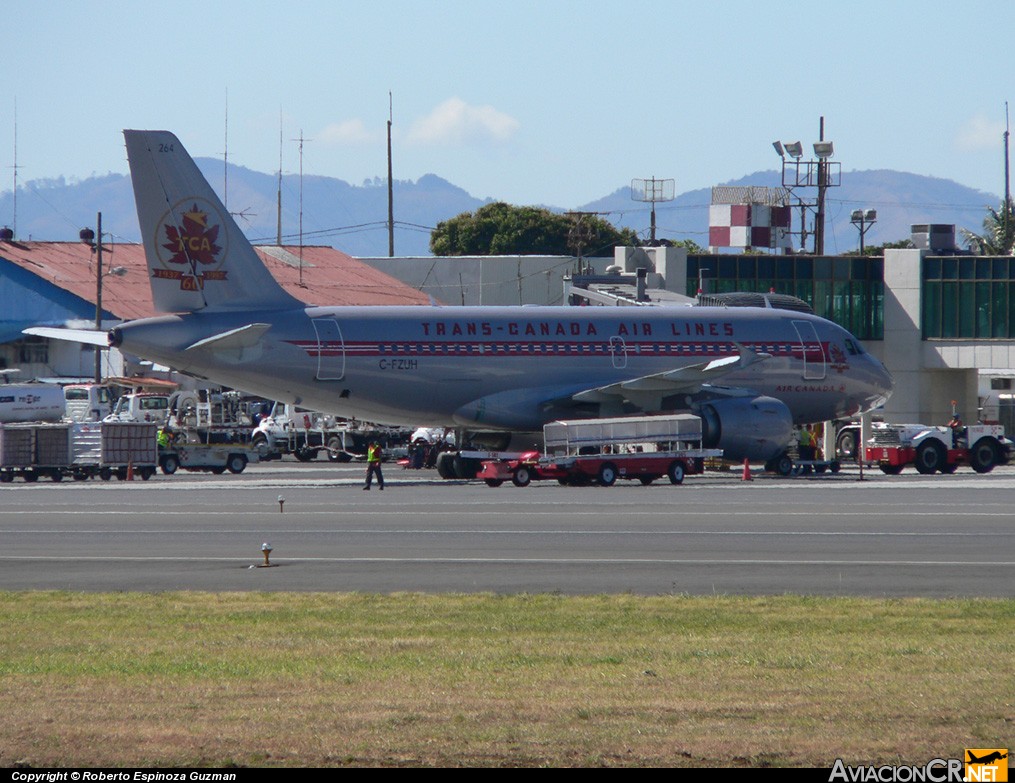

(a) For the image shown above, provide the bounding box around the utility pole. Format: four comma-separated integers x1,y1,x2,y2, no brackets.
387,92,394,257
94,212,103,382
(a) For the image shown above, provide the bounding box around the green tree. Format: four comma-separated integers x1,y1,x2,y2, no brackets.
961,200,1015,255
430,202,637,256
844,239,915,256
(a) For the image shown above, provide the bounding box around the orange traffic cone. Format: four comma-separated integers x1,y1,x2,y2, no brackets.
741,458,752,481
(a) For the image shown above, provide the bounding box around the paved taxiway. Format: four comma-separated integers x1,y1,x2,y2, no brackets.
1,461,1012,596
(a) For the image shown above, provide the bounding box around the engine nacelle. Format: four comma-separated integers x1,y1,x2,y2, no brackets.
696,396,794,462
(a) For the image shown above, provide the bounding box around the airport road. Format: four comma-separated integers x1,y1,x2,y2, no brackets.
1,461,1013,596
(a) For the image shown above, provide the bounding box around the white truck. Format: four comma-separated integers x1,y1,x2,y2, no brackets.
0,382,66,423
250,402,404,462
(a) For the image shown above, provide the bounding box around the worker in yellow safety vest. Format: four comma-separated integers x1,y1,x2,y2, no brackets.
363,441,385,490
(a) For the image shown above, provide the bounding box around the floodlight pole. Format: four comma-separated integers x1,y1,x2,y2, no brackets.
815,117,827,255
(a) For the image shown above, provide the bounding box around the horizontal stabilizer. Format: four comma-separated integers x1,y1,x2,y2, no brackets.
185,323,272,352
22,326,109,347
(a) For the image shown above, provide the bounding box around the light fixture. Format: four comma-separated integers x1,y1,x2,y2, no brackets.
813,141,834,159
783,141,803,158
772,141,784,157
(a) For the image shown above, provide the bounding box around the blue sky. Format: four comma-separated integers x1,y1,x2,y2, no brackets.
3,0,1012,208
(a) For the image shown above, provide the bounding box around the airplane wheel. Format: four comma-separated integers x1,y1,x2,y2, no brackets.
915,441,945,474
773,454,794,476
435,452,455,479
969,438,998,474
836,428,857,460
597,462,618,487
512,466,531,487
667,461,685,485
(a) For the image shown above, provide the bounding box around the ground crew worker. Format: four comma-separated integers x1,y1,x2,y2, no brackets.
364,441,384,490
157,426,171,449
797,425,813,462
947,413,963,447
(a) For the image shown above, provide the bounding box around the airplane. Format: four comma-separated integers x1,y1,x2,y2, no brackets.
967,751,1007,765
27,130,894,469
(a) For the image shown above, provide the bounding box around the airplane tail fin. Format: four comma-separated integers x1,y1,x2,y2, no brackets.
124,130,301,314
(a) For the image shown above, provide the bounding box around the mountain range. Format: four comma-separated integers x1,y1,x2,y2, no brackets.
0,161,1002,257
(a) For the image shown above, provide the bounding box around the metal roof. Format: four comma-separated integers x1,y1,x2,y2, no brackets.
0,240,433,322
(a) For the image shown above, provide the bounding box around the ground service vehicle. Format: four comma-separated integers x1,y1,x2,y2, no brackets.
157,441,257,475
477,414,722,487
104,392,171,424
0,421,158,482
864,422,1010,475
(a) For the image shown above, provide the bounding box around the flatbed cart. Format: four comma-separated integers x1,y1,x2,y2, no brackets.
477,414,722,487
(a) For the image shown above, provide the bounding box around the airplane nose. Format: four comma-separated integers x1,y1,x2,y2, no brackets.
869,356,895,409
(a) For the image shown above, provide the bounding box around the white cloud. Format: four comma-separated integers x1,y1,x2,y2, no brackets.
317,118,379,145
406,97,520,146
955,114,1006,152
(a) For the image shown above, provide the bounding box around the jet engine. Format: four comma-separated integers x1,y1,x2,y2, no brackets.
695,395,794,462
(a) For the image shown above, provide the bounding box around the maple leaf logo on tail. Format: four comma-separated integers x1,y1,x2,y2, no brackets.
153,198,229,289
162,204,222,266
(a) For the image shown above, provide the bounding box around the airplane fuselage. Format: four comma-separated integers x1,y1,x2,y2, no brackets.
111,303,892,432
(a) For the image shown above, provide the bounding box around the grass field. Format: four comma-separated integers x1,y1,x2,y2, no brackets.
0,592,1011,767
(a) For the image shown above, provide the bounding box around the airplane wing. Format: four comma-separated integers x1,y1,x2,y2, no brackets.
572,342,771,410
23,326,109,347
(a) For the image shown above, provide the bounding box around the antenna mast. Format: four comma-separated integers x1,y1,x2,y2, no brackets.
276,109,283,246
223,88,228,209
11,99,19,237
292,129,310,287
1004,102,1011,243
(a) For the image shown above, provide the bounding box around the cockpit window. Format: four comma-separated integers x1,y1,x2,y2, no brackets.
844,339,863,356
